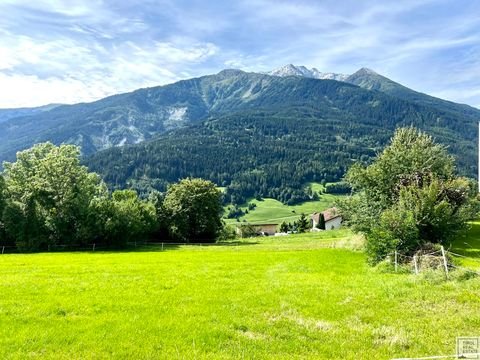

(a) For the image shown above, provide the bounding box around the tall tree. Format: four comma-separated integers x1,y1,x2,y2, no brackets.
340,127,477,264
2,142,105,249
296,213,310,233
90,189,157,247
0,175,5,244
163,178,223,242
317,213,326,230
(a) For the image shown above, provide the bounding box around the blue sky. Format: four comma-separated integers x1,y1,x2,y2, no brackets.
1,0,479,108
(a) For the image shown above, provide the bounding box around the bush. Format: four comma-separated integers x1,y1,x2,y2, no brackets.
365,227,399,265
218,224,237,241
340,127,478,264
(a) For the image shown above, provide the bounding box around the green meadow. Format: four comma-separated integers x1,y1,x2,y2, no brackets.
1,229,480,359
224,183,343,225
451,220,480,270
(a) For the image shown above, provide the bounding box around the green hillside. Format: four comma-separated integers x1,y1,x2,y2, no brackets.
224,197,338,225
347,68,480,119
224,184,342,225
1,231,479,359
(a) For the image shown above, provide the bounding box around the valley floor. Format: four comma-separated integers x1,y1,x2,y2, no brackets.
1,230,479,359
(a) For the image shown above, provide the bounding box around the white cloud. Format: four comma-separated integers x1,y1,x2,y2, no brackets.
0,0,480,108
0,32,219,107
0,73,102,108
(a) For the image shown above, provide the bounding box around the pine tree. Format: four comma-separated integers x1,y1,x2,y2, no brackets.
280,221,289,233
317,213,326,230
296,213,310,233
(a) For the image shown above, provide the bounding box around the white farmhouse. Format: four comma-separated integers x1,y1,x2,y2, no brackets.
311,208,342,231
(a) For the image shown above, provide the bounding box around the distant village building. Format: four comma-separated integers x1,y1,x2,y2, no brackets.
311,208,342,231
236,223,278,237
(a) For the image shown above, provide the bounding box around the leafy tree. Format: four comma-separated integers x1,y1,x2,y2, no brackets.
340,127,477,264
238,223,258,238
148,190,170,240
324,182,351,194
90,189,157,247
226,205,244,219
3,198,47,251
2,143,105,250
0,175,6,244
345,127,454,210
163,178,223,242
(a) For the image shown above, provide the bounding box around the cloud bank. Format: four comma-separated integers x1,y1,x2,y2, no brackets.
1,0,479,108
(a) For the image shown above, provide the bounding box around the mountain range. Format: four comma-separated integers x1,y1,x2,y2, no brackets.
266,64,349,81
1,65,478,203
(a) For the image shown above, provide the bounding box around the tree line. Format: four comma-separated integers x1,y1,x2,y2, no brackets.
0,143,224,251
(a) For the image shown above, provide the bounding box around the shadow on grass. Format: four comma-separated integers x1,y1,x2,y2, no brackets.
119,241,259,253
71,240,261,255
450,221,480,258
1,240,262,255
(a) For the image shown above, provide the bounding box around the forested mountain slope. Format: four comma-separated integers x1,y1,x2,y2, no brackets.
345,68,479,120
1,68,478,204
86,73,478,204
0,69,335,162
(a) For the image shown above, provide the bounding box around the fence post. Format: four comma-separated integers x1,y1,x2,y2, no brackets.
161,242,164,251
1,246,4,254
93,243,95,252
441,246,449,279
394,251,398,272
413,255,419,275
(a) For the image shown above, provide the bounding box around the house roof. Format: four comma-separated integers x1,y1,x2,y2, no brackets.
311,207,342,223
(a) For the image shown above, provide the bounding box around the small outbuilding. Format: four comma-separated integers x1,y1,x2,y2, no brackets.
311,207,342,231
236,223,278,237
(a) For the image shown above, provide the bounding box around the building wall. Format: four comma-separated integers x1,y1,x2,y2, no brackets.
325,217,342,230
255,224,277,235
236,224,278,237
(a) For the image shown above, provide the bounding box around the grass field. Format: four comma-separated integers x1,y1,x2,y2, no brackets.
224,183,343,225
450,220,480,269
224,196,341,225
1,230,480,359
224,183,341,225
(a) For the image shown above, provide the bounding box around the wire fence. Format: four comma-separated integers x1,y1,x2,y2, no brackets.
2,241,480,277
0,240,252,254
390,246,480,277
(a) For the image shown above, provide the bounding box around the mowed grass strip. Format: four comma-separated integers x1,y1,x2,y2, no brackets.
0,231,479,359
